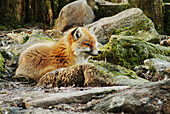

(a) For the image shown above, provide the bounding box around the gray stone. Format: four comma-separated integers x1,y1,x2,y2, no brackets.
25,86,129,108
54,0,95,32
86,8,159,44
0,81,128,113
0,107,83,114
135,58,170,81
8,30,55,56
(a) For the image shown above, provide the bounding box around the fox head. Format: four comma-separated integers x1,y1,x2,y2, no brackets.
68,27,101,58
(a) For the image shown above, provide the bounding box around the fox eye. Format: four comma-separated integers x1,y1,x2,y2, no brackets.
84,43,91,46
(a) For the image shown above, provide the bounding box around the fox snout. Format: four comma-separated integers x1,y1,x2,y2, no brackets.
98,50,102,54
85,49,101,56
91,50,101,56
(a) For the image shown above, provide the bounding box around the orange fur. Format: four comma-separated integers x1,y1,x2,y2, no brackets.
15,27,100,80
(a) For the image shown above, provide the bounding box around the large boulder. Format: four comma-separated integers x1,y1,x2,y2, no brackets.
54,0,95,32
94,35,170,69
92,79,170,113
86,8,159,44
37,63,113,87
37,61,148,87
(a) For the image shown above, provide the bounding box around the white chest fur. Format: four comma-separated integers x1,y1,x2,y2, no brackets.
75,53,91,64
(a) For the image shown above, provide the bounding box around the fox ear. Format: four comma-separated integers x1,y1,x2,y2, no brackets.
72,27,82,40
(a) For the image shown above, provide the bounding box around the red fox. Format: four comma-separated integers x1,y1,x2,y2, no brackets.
15,27,101,80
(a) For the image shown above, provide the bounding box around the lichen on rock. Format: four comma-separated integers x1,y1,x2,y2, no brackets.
91,60,148,86
94,35,170,69
86,8,160,44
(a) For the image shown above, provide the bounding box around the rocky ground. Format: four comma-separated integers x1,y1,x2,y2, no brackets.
0,76,169,113
0,1,170,114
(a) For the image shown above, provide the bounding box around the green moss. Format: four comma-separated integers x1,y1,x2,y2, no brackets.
94,35,170,69
0,53,4,72
108,10,161,43
113,19,150,35
92,60,137,78
90,60,148,85
112,18,159,43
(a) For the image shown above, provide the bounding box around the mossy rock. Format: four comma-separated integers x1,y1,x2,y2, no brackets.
91,60,148,86
113,20,160,43
135,58,170,81
38,62,148,87
94,35,170,69
112,15,160,43
37,63,114,87
86,8,160,44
